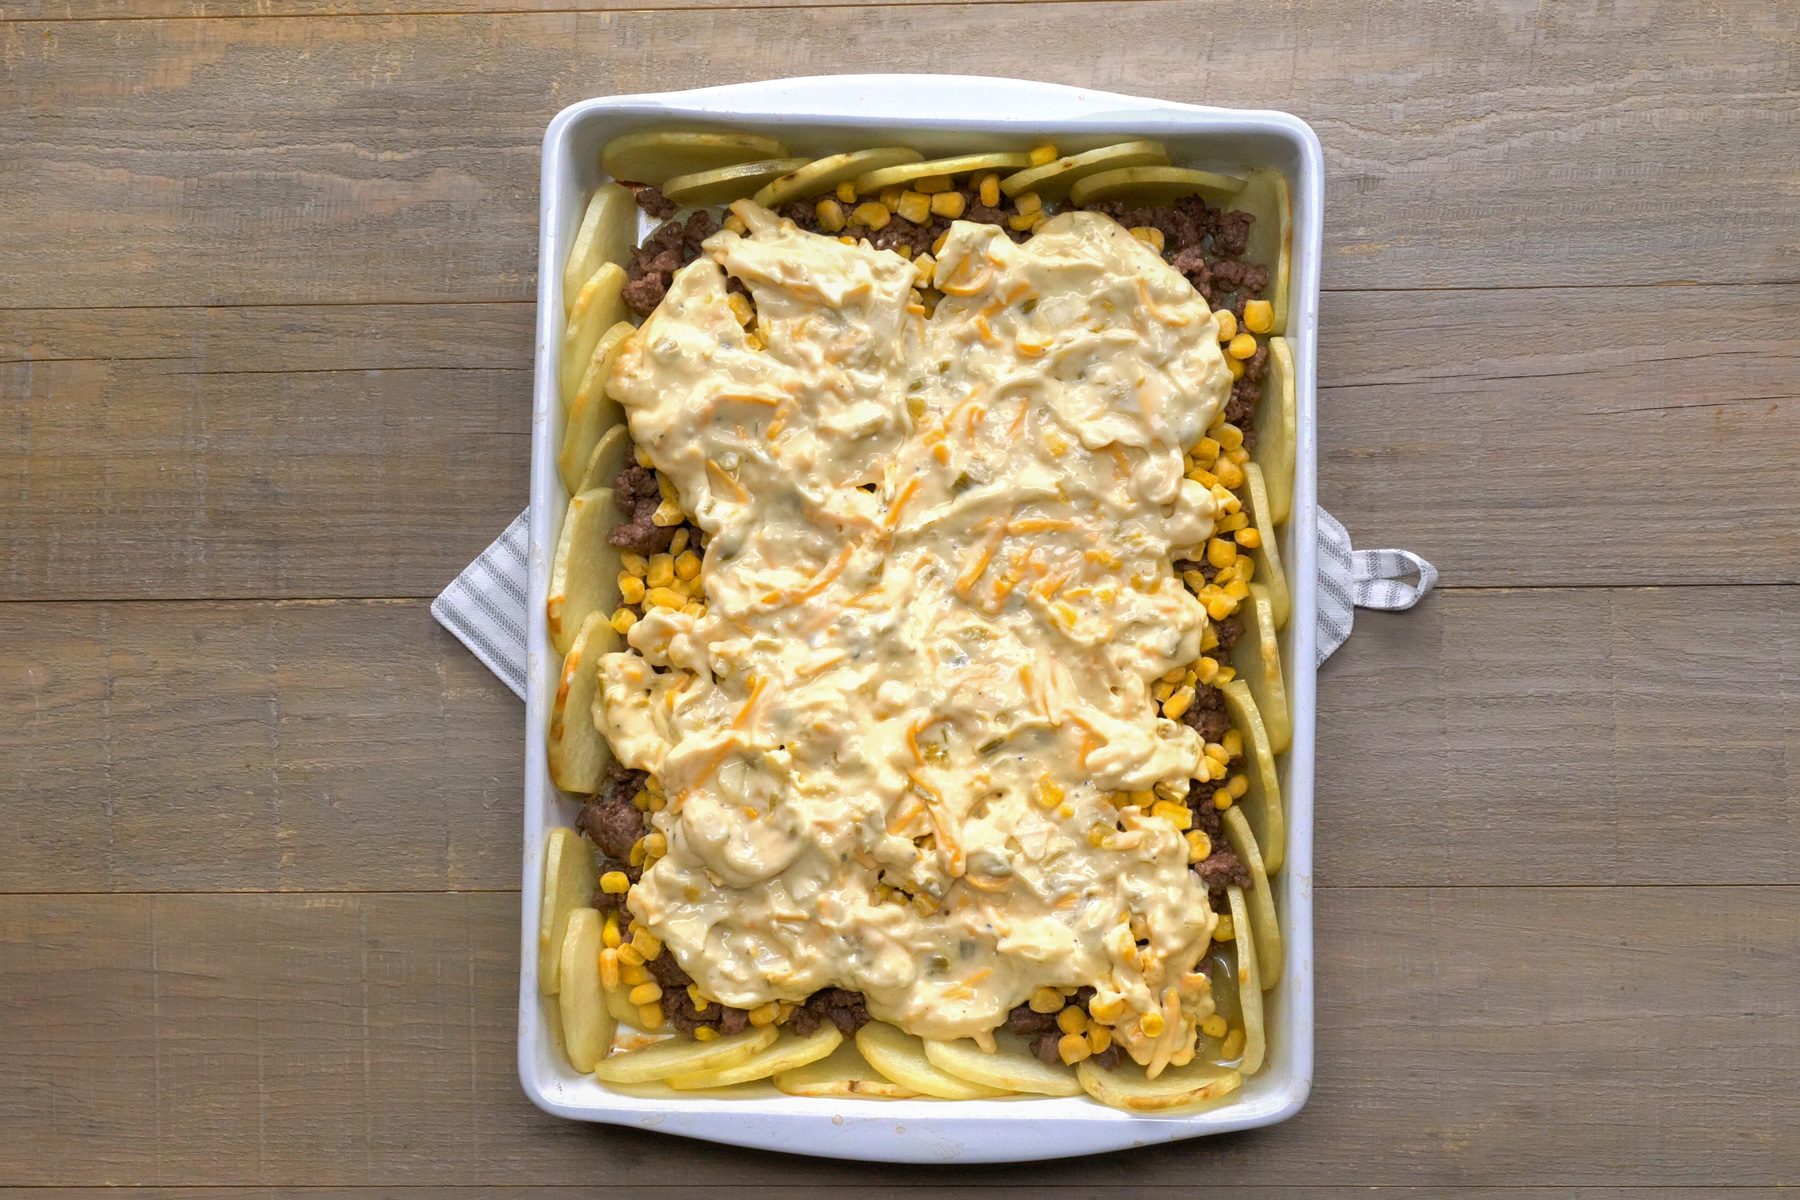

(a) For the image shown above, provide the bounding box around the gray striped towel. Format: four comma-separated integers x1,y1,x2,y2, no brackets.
433,507,1435,700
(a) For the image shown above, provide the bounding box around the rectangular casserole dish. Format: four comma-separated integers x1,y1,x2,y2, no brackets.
520,74,1321,1163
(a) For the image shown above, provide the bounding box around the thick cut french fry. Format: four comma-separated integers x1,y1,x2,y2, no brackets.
1220,806,1282,988
1240,462,1290,630
924,1034,1082,1097
558,909,615,1072
773,1040,919,1099
1067,164,1246,208
661,157,811,207
547,488,623,656
558,321,633,494
563,183,637,315
1227,583,1291,755
852,151,1034,195
548,611,622,795
560,264,628,414
1225,885,1266,1074
1076,1059,1242,1112
999,139,1169,201
576,424,633,495
1254,337,1297,526
669,1024,842,1089
855,1022,1006,1100
591,1025,777,1084
602,130,789,186
537,827,598,994
1220,679,1285,875
752,148,923,209
1232,168,1292,334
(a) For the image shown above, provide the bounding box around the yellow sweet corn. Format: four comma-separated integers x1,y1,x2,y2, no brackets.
1088,1025,1112,1053
895,190,931,224
815,197,846,233
646,553,675,588
1028,143,1058,166
1235,527,1262,549
1152,800,1193,831
610,608,637,636
1201,1013,1228,1039
693,1025,719,1042
1207,537,1238,569
646,586,686,610
1216,423,1244,451
1243,299,1275,333
748,1001,781,1027
851,201,891,231
674,550,702,581
1221,1028,1246,1059
1163,685,1196,720
930,190,966,219
1057,1006,1088,1035
1227,332,1258,360
616,942,644,968
1029,985,1064,1014
1223,729,1244,758
687,984,710,1011
621,551,649,576
1129,226,1165,252
628,981,662,1006
1213,309,1237,342
631,928,663,961
836,180,857,205
638,1002,665,1029
722,213,748,236
1227,357,1246,381
1089,994,1125,1024
599,870,630,895
1186,829,1212,863
1057,1032,1092,1064
1139,1010,1166,1038
725,291,755,326
978,173,1002,208
620,962,648,987
1228,773,1250,799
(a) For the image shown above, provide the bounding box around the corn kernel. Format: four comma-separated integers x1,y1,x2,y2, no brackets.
621,551,649,576
646,586,686,610
1228,773,1250,799
1226,331,1257,360
895,190,931,224
1223,578,1250,601
1205,594,1236,621
631,788,650,811
1056,1031,1092,1064
1014,191,1043,218
631,928,663,961
674,550,702,581
1235,527,1262,550
1089,994,1125,1024
725,291,755,326
929,190,966,219
1186,829,1212,862
687,984,709,1011
1152,800,1193,831
1227,356,1246,381
610,608,637,636
1203,538,1236,571
1194,436,1221,465
693,1024,719,1041
1201,1013,1228,1039
628,839,647,868
1153,679,1177,703
1213,309,1238,342
1196,656,1220,684
913,253,936,286
813,197,847,234
722,213,747,236
628,981,662,1006
1029,985,1064,1014
645,554,675,589
1213,788,1234,810
1217,511,1249,533
835,180,857,204
875,185,903,210
1216,422,1244,451
1215,458,1245,489
1028,144,1058,167
1007,211,1038,232
638,1002,665,1029
978,173,1001,208
1139,1010,1166,1038
601,913,622,949
599,870,630,895
1088,1025,1112,1053
1223,730,1244,758
1221,1028,1246,1059
1216,665,1236,683
1162,686,1196,721
611,574,643,608
1035,775,1064,810
1057,1006,1088,1035
1214,914,1236,942
1129,225,1165,252
851,201,891,231
748,1001,781,1027
620,962,648,986
616,942,644,968
1243,299,1275,334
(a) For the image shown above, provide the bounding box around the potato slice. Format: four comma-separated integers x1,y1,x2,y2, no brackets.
1240,462,1290,631
774,1039,918,1099
558,321,633,494
604,984,639,1027
1227,583,1291,755
547,487,623,656
854,1021,1006,1100
1220,806,1282,989
548,611,622,794
752,147,923,209
575,424,632,495
924,1033,1081,1097
563,183,637,315
537,827,598,994
601,130,789,186
1076,1059,1242,1112
852,150,1034,195
669,1024,842,1089
1232,168,1292,334
560,264,628,413
591,1025,777,1084
660,157,811,207
558,909,615,1072
1220,680,1285,875
1068,164,1247,208
999,139,1169,201
1225,885,1265,1074
1254,337,1297,526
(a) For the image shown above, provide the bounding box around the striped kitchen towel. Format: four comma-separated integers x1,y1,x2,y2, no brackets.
433,507,1435,699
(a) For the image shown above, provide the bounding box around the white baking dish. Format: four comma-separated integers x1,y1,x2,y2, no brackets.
520,74,1320,1163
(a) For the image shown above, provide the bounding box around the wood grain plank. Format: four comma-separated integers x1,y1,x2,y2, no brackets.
1,3,1794,308
2,588,1791,893
5,285,1795,601
0,888,1792,1186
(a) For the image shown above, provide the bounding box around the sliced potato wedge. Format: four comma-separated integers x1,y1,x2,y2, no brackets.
604,983,639,1027
558,909,615,1072
1227,583,1291,755
558,321,633,494
1068,164,1247,208
591,1025,777,1084
563,183,637,315
1076,1059,1242,1112
548,611,622,794
855,1021,1006,1100
999,139,1169,201
1220,805,1282,988
560,264,628,413
1254,337,1297,526
575,424,632,495
1219,679,1285,875
661,157,811,207
774,1039,918,1099
852,150,1034,195
537,827,598,994
1240,462,1290,631
602,130,789,186
1225,885,1266,1074
547,487,623,656
924,1033,1081,1097
1233,168,1292,334
752,148,923,209
669,1024,842,1089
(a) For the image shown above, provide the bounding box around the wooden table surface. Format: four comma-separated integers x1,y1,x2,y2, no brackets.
3,1,1795,1194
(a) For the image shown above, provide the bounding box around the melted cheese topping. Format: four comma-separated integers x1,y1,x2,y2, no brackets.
600,207,1233,1064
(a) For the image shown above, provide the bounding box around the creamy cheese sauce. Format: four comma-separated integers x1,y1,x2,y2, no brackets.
600,205,1233,1065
